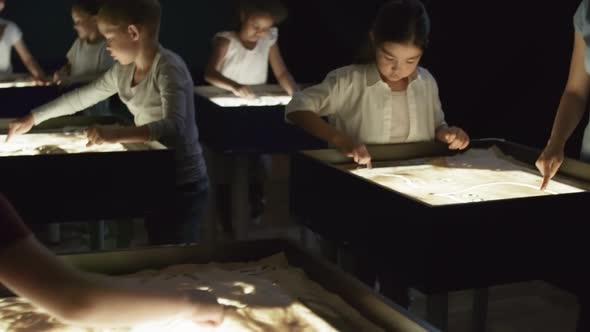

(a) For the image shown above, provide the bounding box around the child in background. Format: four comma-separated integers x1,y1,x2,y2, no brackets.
286,0,469,306
0,0,46,82
7,0,209,246
53,0,114,84
204,0,297,97
53,0,114,116
204,0,298,225
286,0,469,166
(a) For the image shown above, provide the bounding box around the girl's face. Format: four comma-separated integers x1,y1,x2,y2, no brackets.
0,0,5,12
240,12,274,43
98,19,139,65
72,8,98,41
375,41,423,84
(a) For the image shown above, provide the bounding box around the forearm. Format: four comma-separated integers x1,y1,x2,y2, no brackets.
548,91,588,148
276,72,298,96
23,57,46,79
0,237,194,328
204,70,239,93
113,125,151,143
287,111,347,145
59,274,195,328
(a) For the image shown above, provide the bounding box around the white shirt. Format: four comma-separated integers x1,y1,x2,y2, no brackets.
390,90,410,142
215,27,278,85
0,18,22,75
32,46,206,185
286,64,447,145
67,38,114,77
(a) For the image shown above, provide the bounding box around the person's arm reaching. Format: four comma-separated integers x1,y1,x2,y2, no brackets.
536,31,590,190
0,196,224,328
269,44,298,96
6,67,119,142
286,71,372,167
13,39,47,82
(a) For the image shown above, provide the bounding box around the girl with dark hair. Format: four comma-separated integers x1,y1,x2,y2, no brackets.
287,0,469,168
286,0,469,307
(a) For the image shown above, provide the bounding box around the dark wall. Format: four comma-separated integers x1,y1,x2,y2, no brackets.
3,0,235,73
425,1,584,156
2,0,586,156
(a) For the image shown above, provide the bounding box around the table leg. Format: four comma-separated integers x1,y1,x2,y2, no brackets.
89,220,105,251
231,154,250,240
472,288,489,332
48,223,60,244
427,292,449,331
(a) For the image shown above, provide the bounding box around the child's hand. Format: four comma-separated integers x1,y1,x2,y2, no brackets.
535,143,564,190
186,290,225,327
436,126,470,150
52,71,64,85
32,75,51,87
232,84,256,99
333,134,372,168
6,114,35,142
85,126,120,147
348,144,372,168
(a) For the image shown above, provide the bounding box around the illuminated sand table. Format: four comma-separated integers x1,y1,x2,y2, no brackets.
0,133,127,156
0,254,383,332
0,74,37,89
208,95,292,107
195,85,292,107
350,148,587,206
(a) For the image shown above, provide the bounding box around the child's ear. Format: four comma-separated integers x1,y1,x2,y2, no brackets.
128,24,140,41
240,11,247,23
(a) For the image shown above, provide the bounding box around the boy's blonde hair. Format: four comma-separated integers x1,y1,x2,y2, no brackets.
98,0,161,37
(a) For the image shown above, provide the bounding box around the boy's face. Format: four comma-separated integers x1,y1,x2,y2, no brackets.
240,13,274,43
72,8,98,40
98,19,139,65
375,41,423,83
0,1,5,12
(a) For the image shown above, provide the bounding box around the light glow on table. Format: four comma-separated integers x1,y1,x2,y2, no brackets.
209,95,292,107
0,133,127,156
350,148,587,206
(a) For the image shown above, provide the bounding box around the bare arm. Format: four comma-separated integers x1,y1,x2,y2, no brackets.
13,39,46,80
204,37,242,94
269,44,298,96
285,73,346,148
0,236,222,328
536,31,590,189
287,110,363,158
547,31,590,148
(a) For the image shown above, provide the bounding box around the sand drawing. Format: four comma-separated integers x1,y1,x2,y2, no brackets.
351,147,586,206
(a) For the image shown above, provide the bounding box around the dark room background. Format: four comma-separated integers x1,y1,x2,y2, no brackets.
2,0,585,157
